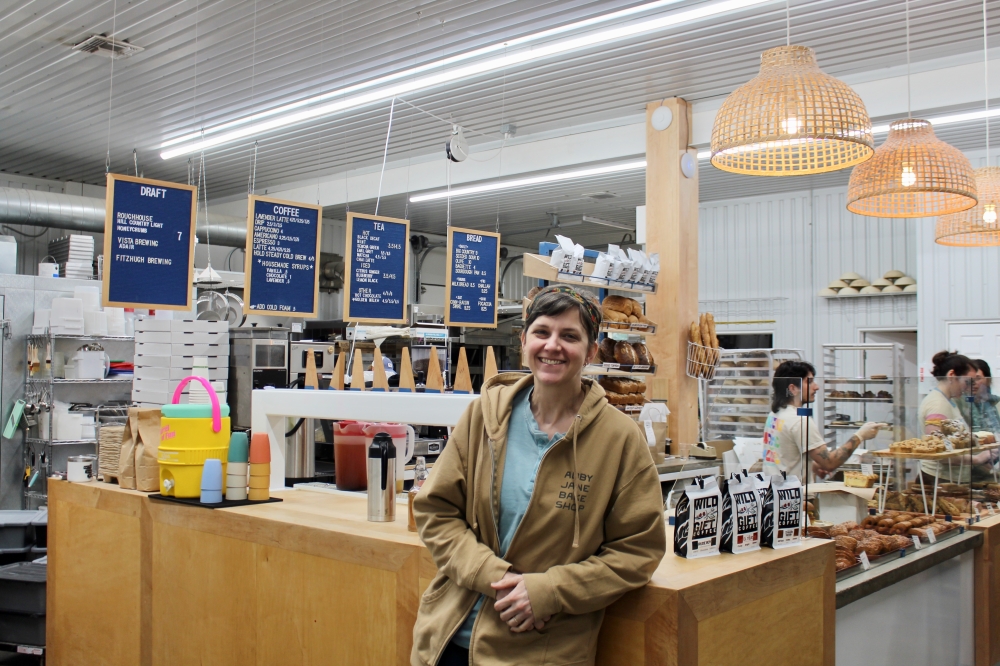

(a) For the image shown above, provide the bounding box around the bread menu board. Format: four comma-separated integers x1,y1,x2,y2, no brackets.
445,227,500,328
343,212,410,323
244,195,322,317
102,173,196,310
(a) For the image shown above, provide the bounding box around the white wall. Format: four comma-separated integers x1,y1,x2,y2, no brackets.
698,186,918,374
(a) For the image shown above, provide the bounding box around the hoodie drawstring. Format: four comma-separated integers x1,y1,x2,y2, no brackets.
572,415,581,549
471,426,485,533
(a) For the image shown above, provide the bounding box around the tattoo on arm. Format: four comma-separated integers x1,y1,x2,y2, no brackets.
810,436,861,471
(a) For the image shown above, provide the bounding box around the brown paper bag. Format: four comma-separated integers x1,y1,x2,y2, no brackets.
134,408,162,492
118,410,139,489
118,407,162,491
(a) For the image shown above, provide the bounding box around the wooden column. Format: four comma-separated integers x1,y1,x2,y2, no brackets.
645,98,700,444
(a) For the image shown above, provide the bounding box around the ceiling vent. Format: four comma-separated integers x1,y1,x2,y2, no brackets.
582,191,618,200
72,34,144,59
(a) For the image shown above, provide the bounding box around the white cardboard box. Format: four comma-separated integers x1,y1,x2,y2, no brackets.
134,366,170,380
813,483,876,525
170,320,228,333
135,330,171,344
170,366,228,380
171,343,229,356
172,356,228,370
135,342,172,356
132,376,170,393
134,320,171,332
133,355,171,369
170,330,228,344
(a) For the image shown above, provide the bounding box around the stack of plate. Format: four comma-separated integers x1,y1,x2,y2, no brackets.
48,235,94,279
882,270,917,293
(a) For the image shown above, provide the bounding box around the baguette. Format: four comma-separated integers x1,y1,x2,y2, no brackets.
706,312,719,349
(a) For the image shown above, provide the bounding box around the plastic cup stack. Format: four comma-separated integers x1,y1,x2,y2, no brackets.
200,459,223,504
248,433,271,501
226,432,249,501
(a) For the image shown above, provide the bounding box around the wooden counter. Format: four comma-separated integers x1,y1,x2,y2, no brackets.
970,513,1000,666
48,480,834,666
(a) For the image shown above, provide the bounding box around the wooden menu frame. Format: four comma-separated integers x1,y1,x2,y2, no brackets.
444,226,501,328
343,212,411,324
243,194,323,317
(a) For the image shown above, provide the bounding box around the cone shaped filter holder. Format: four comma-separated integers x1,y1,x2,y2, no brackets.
847,118,978,218
711,45,874,176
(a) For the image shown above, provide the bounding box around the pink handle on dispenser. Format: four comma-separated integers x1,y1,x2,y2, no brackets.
171,376,222,433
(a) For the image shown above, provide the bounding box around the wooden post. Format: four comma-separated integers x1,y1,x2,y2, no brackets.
453,347,473,394
398,348,415,392
484,346,499,385
425,347,444,393
304,348,319,389
371,347,390,392
351,350,366,391
645,98,700,445
331,351,345,390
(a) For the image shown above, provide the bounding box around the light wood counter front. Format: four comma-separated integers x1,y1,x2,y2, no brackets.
970,513,1000,666
49,481,834,666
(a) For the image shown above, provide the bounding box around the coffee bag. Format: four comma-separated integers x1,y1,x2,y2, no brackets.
674,476,722,559
761,472,803,549
721,473,762,554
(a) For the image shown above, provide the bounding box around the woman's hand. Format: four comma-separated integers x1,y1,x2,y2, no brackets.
492,573,550,632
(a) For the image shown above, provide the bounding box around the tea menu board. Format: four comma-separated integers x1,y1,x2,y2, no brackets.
244,195,322,317
102,173,197,310
343,212,410,323
445,227,501,328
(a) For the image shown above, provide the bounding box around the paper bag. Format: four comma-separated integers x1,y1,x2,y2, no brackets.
119,407,162,492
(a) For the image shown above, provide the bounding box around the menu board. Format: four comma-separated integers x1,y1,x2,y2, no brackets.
343,212,410,323
243,195,322,317
102,174,197,310
445,227,501,328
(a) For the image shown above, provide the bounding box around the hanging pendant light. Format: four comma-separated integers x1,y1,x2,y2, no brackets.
710,45,873,175
847,0,977,218
935,0,998,245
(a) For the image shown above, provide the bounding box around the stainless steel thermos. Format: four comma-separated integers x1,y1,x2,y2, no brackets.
367,432,397,522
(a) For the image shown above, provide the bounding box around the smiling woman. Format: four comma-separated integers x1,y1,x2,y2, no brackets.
411,284,666,666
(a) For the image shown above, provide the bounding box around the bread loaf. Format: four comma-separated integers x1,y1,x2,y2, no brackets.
602,295,631,313
633,343,653,365
614,341,639,365
598,338,616,363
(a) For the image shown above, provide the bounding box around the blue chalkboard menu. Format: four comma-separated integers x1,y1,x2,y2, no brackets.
102,174,197,310
343,213,410,323
244,195,323,317
445,227,501,328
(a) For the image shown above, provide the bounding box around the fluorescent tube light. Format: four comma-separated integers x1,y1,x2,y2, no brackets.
160,0,778,159
582,215,635,230
408,161,647,202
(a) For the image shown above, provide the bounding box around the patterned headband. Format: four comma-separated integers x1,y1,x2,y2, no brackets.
527,285,603,337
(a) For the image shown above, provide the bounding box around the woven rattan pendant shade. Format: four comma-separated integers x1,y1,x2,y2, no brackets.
935,167,1000,245
846,119,978,218
710,45,874,176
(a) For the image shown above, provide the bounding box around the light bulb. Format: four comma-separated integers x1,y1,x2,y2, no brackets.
901,165,916,187
984,203,998,226
781,117,799,134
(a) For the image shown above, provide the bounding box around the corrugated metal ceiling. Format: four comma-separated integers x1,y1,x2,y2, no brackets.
1,0,997,201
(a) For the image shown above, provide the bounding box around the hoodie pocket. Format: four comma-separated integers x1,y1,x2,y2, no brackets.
421,574,453,603
539,609,604,664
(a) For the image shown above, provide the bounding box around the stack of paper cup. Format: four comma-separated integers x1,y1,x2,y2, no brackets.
248,433,270,501
200,459,223,504
226,433,249,501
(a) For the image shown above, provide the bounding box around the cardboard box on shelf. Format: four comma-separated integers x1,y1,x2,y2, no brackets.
135,330,171,344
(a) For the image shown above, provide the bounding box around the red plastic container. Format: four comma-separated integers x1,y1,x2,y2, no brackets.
333,421,369,490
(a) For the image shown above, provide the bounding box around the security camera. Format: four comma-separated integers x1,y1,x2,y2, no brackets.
446,126,469,163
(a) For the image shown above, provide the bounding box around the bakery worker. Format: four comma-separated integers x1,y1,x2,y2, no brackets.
410,285,666,666
762,360,882,481
919,351,983,482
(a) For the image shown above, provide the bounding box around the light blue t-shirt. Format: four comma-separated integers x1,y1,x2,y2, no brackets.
452,387,564,648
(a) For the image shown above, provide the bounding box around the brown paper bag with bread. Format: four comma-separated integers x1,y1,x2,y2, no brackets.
119,407,162,492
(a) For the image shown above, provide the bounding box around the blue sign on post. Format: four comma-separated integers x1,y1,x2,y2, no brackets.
343,212,410,324
244,195,323,317
445,227,501,328
102,174,197,309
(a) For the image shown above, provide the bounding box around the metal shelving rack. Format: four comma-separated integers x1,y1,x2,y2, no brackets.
701,348,803,440
24,332,134,505
820,343,905,444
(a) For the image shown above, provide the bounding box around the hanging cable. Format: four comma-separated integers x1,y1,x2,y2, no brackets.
247,141,259,196
132,149,138,177
495,45,508,235
985,0,991,165
905,0,911,118
785,0,790,46
375,97,396,216
247,0,259,198
104,0,118,174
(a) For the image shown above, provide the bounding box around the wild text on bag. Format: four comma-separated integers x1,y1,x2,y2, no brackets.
674,476,721,559
721,472,761,554
761,472,803,549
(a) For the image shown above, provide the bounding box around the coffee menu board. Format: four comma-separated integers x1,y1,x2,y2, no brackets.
102,174,197,310
244,195,322,317
343,212,410,323
445,227,501,328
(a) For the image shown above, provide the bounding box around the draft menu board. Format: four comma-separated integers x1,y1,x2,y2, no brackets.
102,174,197,310
445,227,501,328
343,212,410,323
243,195,322,317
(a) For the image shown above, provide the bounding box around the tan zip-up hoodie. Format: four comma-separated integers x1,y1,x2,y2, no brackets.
412,373,666,666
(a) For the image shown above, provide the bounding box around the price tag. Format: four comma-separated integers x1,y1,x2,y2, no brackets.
632,364,651,371
602,362,621,370
644,420,656,447
911,535,923,550
861,463,874,476
925,528,937,544
858,551,871,570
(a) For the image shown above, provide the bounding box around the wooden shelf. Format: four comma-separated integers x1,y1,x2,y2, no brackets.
522,253,657,294
820,291,915,299
600,323,657,335
583,363,656,377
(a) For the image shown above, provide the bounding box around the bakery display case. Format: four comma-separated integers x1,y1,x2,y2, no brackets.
701,348,803,440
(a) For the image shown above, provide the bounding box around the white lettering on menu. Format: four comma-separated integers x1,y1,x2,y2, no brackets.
353,222,401,306
251,205,315,299
449,236,493,314
115,186,173,266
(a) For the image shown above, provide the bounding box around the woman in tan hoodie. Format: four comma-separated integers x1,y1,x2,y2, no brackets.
412,285,666,666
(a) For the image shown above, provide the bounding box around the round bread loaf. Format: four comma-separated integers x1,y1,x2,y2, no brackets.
614,341,639,365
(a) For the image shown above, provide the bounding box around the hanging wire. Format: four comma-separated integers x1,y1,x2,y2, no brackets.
198,138,211,254
247,141,259,196
340,0,350,215
495,45,508,234
403,109,415,219
446,158,451,228
374,97,396,216
905,0,911,118
395,97,502,140
246,0,259,197
187,157,193,185
785,0,790,46
132,149,138,177
104,0,118,173
985,0,991,164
